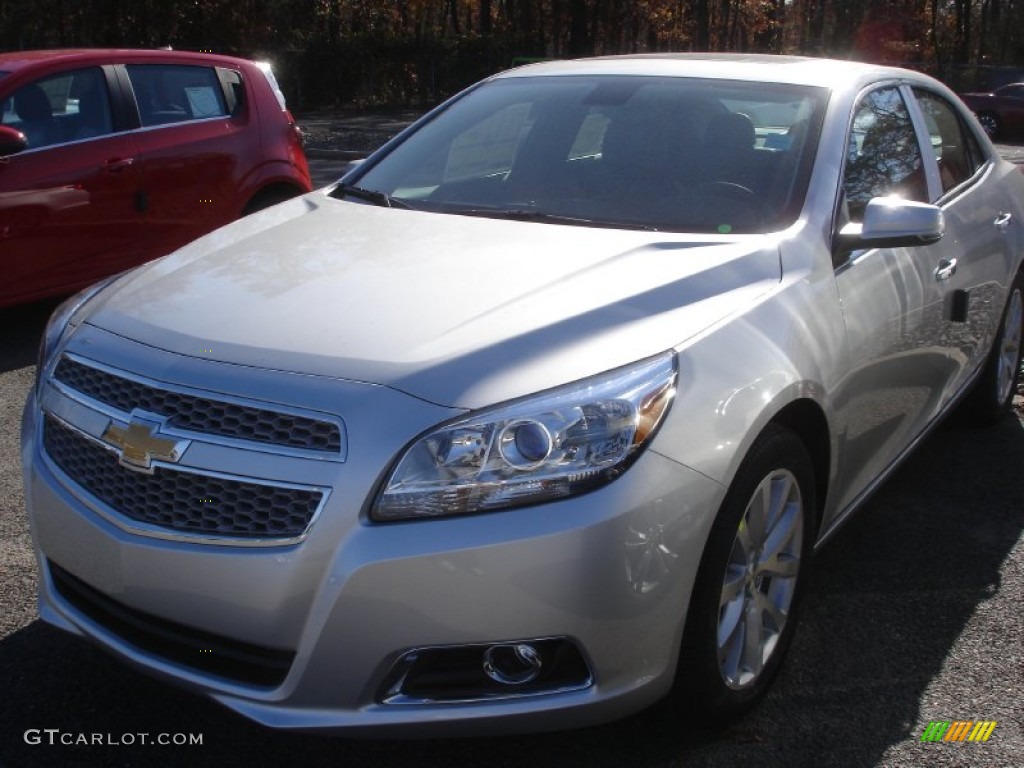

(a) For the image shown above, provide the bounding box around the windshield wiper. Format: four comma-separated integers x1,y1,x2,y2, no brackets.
446,206,659,231
330,184,413,209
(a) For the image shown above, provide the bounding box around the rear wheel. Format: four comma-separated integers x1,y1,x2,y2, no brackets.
961,274,1024,424
976,111,1000,139
676,425,815,723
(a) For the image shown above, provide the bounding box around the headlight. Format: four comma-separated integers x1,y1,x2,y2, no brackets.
34,275,121,394
372,352,678,521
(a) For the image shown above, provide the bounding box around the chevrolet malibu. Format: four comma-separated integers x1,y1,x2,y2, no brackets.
21,55,1024,735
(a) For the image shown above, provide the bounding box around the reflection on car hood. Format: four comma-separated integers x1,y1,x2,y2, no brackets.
85,194,782,408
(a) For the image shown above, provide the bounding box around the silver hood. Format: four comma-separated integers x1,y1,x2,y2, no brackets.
84,193,782,408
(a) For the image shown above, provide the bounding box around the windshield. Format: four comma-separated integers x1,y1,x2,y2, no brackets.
351,75,826,234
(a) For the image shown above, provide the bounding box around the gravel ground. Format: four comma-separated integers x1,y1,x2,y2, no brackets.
298,108,423,153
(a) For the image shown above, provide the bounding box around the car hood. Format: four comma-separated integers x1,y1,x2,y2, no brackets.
84,194,782,408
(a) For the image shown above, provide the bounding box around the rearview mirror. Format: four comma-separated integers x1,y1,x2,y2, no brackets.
0,124,28,157
835,197,944,254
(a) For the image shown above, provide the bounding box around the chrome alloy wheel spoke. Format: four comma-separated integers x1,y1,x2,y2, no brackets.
717,468,804,690
997,289,1023,404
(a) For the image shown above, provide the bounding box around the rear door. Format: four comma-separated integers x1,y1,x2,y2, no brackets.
122,62,254,256
0,65,143,306
908,88,1008,400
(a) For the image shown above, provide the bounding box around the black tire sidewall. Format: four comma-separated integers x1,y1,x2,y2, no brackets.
676,424,816,724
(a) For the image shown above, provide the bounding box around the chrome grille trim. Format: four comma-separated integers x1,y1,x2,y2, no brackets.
42,413,328,546
53,354,344,459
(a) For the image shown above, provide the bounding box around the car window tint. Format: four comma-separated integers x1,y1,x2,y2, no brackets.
127,64,228,127
356,76,826,234
843,87,926,221
912,89,985,196
2,67,114,150
446,102,533,182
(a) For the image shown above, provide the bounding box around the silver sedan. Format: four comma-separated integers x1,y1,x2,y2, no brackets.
21,54,1024,735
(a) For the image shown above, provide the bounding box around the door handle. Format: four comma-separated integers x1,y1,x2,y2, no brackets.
935,258,958,281
994,212,1012,231
104,157,135,173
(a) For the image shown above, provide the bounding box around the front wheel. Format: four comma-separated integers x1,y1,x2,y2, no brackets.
675,425,815,724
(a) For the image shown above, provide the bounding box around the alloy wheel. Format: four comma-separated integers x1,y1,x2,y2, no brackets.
717,468,804,690
996,287,1023,405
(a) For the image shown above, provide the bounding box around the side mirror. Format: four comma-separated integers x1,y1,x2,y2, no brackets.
0,124,28,157
835,197,944,255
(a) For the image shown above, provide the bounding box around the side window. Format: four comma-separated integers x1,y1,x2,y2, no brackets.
445,102,532,182
126,64,228,127
913,89,985,196
843,87,926,221
1,68,113,150
568,110,609,160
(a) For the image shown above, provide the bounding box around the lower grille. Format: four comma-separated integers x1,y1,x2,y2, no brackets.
49,561,293,687
43,415,323,540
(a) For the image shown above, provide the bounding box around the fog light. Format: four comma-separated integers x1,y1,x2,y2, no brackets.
483,643,542,685
378,637,592,704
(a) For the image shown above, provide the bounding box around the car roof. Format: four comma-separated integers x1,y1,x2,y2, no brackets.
0,48,250,73
494,53,931,92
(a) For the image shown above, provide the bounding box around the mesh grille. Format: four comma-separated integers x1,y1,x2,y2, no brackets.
44,416,322,539
54,357,341,453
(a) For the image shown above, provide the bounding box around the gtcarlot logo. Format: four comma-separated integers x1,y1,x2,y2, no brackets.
24,729,203,746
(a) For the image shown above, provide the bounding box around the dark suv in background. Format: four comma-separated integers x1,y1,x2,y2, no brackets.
0,49,312,308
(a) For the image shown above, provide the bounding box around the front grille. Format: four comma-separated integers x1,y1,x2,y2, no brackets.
49,561,293,687
44,415,322,539
54,356,341,453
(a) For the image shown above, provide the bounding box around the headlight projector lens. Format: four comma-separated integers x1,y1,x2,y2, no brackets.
499,420,552,469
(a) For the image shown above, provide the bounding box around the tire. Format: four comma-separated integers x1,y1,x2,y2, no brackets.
675,424,815,724
241,187,299,217
961,273,1024,425
976,111,1000,139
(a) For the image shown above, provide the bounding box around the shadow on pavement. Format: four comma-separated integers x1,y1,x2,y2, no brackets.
0,297,61,375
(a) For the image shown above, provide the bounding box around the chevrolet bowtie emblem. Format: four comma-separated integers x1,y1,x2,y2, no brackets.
101,417,185,473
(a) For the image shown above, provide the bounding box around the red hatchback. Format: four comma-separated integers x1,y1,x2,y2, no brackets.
0,49,312,307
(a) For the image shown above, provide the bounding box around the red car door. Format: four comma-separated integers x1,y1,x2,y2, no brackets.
0,67,144,307
122,63,254,256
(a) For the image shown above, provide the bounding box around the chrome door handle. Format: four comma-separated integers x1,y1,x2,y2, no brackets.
994,212,1012,231
935,258,958,281
104,157,135,173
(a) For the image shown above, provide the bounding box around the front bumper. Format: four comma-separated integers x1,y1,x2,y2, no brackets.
21,342,724,736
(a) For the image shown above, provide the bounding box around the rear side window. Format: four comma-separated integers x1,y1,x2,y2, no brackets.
126,64,228,127
912,89,985,197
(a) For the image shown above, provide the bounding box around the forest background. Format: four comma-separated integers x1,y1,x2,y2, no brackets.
1,1,1022,108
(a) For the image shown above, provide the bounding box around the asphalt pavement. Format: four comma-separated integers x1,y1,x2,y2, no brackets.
0,118,1022,767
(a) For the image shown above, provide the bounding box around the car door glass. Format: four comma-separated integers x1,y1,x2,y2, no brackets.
842,87,926,221
126,64,228,127
912,89,984,196
1,67,114,150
